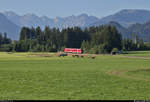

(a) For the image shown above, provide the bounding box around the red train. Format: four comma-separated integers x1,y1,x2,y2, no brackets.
64,48,83,54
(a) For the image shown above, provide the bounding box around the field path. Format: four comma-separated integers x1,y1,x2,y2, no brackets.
120,55,150,60
106,70,150,82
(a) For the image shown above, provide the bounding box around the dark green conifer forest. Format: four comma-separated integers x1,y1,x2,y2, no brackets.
0,26,150,53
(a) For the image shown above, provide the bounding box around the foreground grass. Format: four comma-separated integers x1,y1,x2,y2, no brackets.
0,52,150,100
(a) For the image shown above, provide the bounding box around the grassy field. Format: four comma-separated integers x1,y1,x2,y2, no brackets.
0,51,150,100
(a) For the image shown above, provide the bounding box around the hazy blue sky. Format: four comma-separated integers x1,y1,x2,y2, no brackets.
0,0,150,18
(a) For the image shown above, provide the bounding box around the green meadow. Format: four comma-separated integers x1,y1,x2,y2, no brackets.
0,51,150,100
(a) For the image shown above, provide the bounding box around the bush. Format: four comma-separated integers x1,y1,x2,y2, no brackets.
98,45,107,54
61,46,66,52
89,45,99,54
111,48,119,52
0,44,13,52
88,45,108,54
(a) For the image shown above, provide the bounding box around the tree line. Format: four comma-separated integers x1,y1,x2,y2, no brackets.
0,26,150,53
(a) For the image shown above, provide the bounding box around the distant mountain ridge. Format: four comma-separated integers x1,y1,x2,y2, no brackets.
4,9,150,29
3,11,99,29
1,9,150,40
90,9,150,27
3,9,150,29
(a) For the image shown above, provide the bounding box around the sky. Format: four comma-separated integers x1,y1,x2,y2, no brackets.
0,0,150,18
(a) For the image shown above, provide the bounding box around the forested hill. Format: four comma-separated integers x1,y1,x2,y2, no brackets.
106,21,150,42
128,20,150,42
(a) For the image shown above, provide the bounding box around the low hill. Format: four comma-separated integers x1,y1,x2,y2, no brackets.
0,13,20,40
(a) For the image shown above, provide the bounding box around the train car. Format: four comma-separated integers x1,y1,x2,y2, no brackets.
64,48,83,54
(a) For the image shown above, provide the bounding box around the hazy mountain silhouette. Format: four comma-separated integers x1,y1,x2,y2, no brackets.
90,9,150,28
1,9,150,40
0,13,20,40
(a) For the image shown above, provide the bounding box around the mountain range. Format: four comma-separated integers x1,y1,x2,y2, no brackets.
1,9,150,41
3,11,99,29
90,9,150,27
